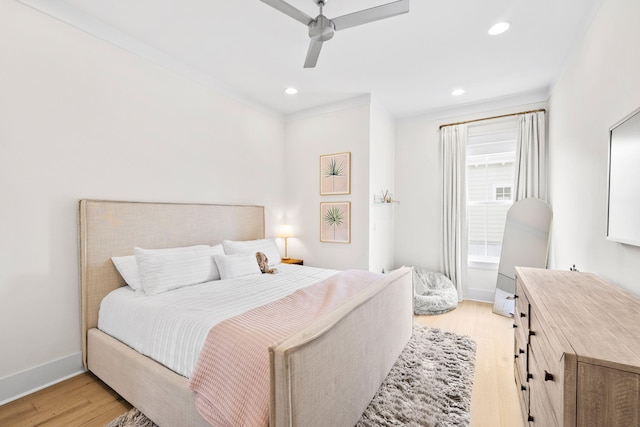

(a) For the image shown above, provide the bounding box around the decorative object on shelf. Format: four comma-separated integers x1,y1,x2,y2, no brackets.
277,224,295,259
320,152,351,195
320,202,351,243
373,190,400,204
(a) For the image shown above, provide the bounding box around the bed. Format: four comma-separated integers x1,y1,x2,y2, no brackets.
79,199,413,426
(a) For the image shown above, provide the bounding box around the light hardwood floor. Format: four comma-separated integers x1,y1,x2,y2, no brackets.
414,300,524,427
0,300,523,426
0,373,131,426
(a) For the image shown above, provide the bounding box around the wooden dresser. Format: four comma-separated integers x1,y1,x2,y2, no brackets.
513,267,640,427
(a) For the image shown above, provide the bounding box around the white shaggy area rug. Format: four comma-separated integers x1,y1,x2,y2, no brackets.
106,326,476,427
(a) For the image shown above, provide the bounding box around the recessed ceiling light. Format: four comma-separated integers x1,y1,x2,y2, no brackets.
285,87,298,95
488,22,510,35
451,89,465,96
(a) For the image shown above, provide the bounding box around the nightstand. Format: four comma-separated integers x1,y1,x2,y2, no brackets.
281,258,303,265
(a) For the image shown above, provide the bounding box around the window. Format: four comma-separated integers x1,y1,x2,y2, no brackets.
467,126,517,265
494,185,512,201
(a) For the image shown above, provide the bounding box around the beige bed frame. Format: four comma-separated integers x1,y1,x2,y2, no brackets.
79,199,413,426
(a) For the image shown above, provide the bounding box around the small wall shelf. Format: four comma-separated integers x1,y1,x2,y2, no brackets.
373,190,399,204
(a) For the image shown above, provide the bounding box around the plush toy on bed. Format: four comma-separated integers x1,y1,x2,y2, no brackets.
256,252,277,274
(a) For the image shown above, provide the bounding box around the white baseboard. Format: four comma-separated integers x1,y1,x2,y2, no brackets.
0,352,85,405
465,287,495,303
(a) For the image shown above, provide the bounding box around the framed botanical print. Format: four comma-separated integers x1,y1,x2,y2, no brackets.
320,152,350,195
320,202,351,243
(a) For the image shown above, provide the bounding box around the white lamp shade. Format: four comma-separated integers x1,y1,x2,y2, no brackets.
277,224,295,238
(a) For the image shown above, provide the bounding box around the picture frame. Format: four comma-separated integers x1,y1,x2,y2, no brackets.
320,202,351,243
320,152,351,195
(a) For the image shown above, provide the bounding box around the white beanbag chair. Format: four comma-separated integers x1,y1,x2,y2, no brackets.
413,268,458,315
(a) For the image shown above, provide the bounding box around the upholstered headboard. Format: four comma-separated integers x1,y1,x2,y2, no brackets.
78,199,265,367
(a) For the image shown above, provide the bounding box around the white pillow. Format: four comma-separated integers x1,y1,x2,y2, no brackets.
135,245,221,295
208,243,225,278
213,253,262,280
112,244,224,293
111,255,143,291
222,238,281,266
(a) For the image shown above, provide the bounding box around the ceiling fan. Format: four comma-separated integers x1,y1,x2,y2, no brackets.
259,0,409,68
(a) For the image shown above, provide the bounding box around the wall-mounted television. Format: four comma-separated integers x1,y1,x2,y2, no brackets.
607,106,640,246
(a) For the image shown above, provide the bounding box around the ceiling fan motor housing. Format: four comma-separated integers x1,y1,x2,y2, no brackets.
309,15,335,41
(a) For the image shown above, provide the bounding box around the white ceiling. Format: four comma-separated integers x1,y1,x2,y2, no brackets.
20,0,603,118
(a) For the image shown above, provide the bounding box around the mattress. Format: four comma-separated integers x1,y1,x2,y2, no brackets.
98,264,338,378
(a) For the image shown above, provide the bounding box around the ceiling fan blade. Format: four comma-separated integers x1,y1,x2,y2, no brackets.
259,0,313,26
304,39,323,68
332,0,409,31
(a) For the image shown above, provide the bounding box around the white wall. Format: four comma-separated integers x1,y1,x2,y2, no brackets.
369,100,396,273
396,0,640,302
547,0,640,294
0,1,285,396
284,102,371,270
394,101,547,301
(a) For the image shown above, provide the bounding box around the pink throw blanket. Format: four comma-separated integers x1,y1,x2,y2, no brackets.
188,270,382,427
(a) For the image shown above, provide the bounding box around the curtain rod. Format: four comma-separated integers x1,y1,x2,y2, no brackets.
439,108,546,130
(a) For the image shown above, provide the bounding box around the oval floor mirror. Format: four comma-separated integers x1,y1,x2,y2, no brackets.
493,198,552,317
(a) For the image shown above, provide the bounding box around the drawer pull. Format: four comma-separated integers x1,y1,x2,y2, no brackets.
527,373,533,380
514,354,519,359
544,371,554,382
528,415,534,422
514,294,519,299
529,330,536,336
519,348,525,354
521,385,527,391
513,323,518,328
520,312,526,318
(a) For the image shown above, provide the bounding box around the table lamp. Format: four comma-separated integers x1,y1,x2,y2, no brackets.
277,224,295,259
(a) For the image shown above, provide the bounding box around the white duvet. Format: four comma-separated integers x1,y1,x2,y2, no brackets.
98,264,337,378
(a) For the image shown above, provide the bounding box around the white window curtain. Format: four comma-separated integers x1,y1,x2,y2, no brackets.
441,124,468,300
514,111,547,201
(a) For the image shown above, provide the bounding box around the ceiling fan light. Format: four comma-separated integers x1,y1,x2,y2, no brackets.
285,87,298,95
488,22,510,35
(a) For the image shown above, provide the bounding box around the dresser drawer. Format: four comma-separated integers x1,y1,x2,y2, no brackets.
515,366,530,426
577,362,640,426
528,319,566,426
514,353,530,413
529,388,558,427
514,279,530,330
514,332,528,384
529,348,560,427
513,322,528,363
529,308,566,408
514,279,530,350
